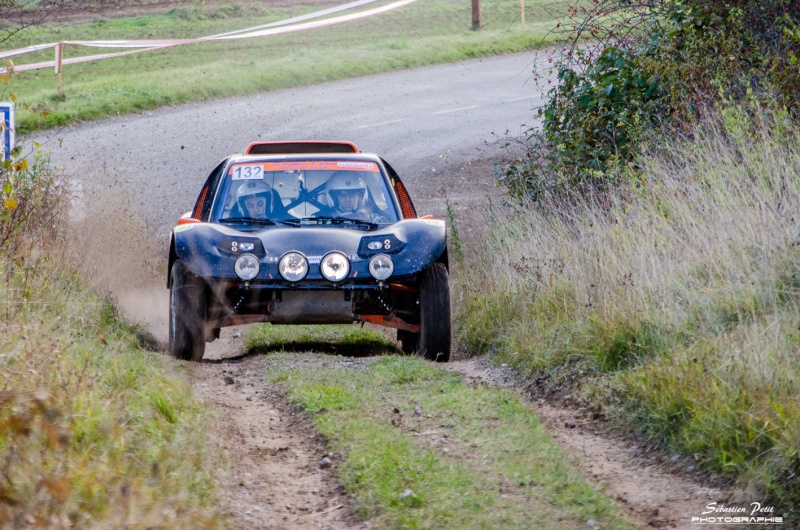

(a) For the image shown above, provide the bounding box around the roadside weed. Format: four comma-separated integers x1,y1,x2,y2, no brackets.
445,198,463,263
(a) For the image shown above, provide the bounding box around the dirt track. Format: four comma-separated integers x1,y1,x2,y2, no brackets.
180,340,732,529
189,343,369,530
171,334,731,529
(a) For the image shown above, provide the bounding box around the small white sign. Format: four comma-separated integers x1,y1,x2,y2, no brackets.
0,103,15,160
231,164,264,180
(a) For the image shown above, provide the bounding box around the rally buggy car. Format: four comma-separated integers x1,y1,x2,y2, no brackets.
167,141,450,362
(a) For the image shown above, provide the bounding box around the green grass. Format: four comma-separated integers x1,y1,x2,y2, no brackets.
453,109,800,517
4,0,569,133
261,352,632,529
0,252,227,527
247,323,399,355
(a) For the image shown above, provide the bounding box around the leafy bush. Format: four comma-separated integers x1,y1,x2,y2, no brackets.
497,46,667,200
0,144,65,254
498,0,800,200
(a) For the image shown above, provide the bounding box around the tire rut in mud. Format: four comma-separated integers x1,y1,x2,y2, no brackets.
188,347,370,530
446,358,731,530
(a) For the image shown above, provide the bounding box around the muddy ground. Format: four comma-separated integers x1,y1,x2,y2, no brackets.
190,344,371,530
182,333,729,529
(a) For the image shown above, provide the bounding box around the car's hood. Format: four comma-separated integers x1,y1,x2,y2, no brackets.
171,218,447,281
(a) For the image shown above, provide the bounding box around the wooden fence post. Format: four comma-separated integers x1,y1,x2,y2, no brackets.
471,0,481,30
55,42,64,97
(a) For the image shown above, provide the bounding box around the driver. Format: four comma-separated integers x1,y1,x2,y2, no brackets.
325,171,382,222
236,180,274,219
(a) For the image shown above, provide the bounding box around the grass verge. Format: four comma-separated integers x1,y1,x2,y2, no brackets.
259,351,631,529
453,108,800,518
0,252,227,527
6,0,568,134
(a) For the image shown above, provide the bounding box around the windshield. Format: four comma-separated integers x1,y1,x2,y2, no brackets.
215,159,399,226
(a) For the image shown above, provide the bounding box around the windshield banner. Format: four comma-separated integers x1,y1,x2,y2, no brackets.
228,161,379,174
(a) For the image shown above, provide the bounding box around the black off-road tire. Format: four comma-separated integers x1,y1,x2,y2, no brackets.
417,263,451,362
169,261,207,362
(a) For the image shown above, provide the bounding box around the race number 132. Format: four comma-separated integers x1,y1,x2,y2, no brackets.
231,165,264,180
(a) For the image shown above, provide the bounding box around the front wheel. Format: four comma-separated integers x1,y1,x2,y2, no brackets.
169,261,206,361
417,263,451,362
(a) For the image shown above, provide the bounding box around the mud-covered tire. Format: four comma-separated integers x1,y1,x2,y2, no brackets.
169,261,206,362
417,263,451,362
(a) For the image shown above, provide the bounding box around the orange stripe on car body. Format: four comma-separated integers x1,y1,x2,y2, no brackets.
394,179,417,219
192,184,209,219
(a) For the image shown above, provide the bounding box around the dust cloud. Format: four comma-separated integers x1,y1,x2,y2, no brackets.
64,176,170,343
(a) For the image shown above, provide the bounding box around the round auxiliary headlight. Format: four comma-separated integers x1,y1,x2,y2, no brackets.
234,253,260,281
279,252,309,282
320,252,350,282
368,254,394,280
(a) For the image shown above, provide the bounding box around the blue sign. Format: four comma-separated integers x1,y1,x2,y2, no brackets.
0,103,15,160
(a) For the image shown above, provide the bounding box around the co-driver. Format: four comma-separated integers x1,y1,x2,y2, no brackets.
324,171,386,223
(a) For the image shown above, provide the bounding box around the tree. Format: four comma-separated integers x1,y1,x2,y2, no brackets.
0,0,82,46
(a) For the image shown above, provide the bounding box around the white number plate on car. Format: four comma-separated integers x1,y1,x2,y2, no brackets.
231,165,264,180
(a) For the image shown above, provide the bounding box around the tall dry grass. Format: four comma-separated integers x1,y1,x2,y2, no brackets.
456,108,800,510
0,144,227,527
